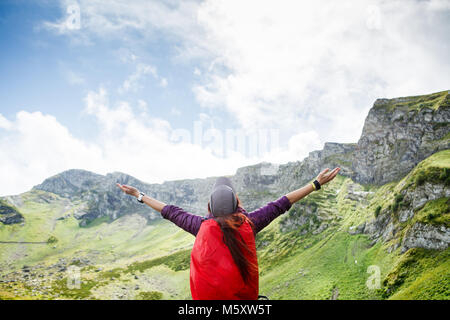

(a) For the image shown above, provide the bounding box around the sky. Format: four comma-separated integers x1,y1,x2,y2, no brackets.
0,0,449,196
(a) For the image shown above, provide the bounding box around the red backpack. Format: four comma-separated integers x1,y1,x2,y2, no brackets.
190,219,259,300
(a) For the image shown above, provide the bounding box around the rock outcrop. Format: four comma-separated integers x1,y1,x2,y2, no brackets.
0,199,24,224
275,142,356,195
352,90,449,185
401,222,450,253
363,175,449,252
32,170,165,225
6,90,448,240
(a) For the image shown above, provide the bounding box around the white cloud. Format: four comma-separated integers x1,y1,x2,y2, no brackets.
119,63,167,93
0,114,12,130
119,63,156,93
43,0,205,49
284,131,323,162
45,0,450,147
193,68,202,76
160,77,168,88
191,0,450,144
170,107,182,116
0,90,255,196
137,99,148,112
115,47,138,63
0,111,103,196
18,0,448,198
65,69,85,85
58,62,86,85
43,0,82,34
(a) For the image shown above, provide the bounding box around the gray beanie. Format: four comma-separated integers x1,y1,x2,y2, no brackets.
209,177,238,217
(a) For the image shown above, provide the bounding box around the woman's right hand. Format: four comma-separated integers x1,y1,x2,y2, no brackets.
316,167,340,186
116,183,139,198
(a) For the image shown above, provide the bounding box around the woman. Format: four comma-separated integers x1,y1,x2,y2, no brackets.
117,167,340,300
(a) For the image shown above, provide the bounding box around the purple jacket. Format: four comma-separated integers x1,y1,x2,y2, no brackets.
161,196,292,236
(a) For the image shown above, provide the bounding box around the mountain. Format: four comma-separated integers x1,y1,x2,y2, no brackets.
352,90,449,184
0,90,448,300
24,90,449,227
0,199,23,225
31,170,159,226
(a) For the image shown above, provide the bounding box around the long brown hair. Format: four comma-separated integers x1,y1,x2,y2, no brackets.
213,213,258,282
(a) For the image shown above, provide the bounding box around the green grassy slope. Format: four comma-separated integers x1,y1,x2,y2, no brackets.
257,150,449,300
256,175,394,300
374,90,449,112
0,150,449,300
0,190,194,299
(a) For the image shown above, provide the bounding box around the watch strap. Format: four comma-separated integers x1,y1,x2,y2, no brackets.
137,191,145,203
313,180,321,190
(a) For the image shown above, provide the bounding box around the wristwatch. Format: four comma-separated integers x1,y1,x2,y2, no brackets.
137,191,145,203
311,180,321,191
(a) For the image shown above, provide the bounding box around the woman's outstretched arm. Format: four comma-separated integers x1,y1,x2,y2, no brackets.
116,183,202,236
116,183,166,212
247,167,340,233
285,167,340,204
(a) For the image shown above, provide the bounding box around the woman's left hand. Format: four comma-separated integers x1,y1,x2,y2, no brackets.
116,183,139,198
316,167,340,186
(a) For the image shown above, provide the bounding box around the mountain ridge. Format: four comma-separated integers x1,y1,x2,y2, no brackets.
19,90,448,227
0,90,448,300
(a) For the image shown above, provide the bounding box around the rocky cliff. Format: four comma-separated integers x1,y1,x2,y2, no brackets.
5,91,444,231
361,150,450,253
352,90,449,185
0,199,24,225
0,90,448,300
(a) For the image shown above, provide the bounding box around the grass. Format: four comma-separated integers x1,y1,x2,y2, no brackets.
80,216,110,228
126,249,191,273
1,149,449,300
50,277,98,300
259,230,396,300
47,235,58,244
374,90,449,112
0,189,194,269
136,291,163,300
374,206,382,218
257,150,450,300
414,198,450,227
0,199,22,215
323,153,354,168
397,149,450,190
383,248,450,300
256,175,396,299
0,189,194,300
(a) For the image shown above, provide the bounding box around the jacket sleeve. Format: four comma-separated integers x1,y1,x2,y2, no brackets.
160,205,203,236
247,196,292,233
